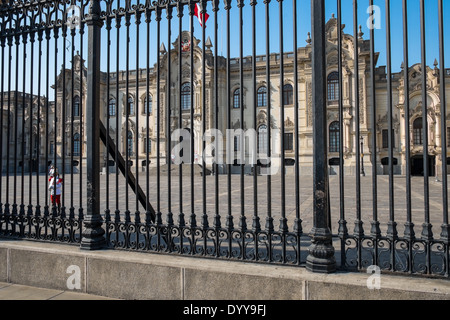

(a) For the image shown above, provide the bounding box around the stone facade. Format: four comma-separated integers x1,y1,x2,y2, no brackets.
3,17,450,176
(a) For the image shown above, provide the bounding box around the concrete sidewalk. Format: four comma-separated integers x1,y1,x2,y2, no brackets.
0,282,118,300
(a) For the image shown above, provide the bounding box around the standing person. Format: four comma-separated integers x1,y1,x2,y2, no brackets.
49,164,55,177
48,168,63,214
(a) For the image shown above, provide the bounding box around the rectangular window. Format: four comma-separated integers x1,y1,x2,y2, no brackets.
109,101,116,117
447,127,450,147
382,129,395,149
284,133,294,151
145,98,153,114
329,134,339,153
413,128,423,146
234,136,240,152
327,83,339,101
144,138,152,154
73,141,80,156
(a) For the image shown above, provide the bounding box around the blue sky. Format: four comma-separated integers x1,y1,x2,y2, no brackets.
1,0,450,100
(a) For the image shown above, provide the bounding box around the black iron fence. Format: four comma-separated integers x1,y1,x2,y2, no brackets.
0,0,449,278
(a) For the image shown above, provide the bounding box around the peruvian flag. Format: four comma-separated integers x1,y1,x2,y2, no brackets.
194,3,209,28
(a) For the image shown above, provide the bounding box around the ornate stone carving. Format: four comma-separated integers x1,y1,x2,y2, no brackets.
306,82,313,127
359,78,365,124
284,117,294,128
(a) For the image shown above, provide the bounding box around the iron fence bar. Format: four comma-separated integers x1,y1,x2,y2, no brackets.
13,12,20,225
402,0,414,274
61,4,67,220
278,0,287,239
27,9,36,221
0,13,4,220
5,13,12,226
277,0,287,265
187,0,197,255
68,4,75,222
20,20,27,224
80,0,105,250
337,0,348,268
385,0,398,273
264,0,273,238
79,12,85,223
224,0,233,244
250,0,259,236
166,2,173,229
103,12,111,222
52,12,59,219
292,0,300,237
368,0,380,266
238,0,246,234
156,5,162,228
292,0,302,266
438,0,449,277
125,3,131,225
36,17,42,219
352,0,363,270
419,1,432,273
188,1,196,235
200,0,208,234
44,27,50,220
176,0,185,237
306,0,336,273
164,1,173,252
145,5,152,224
114,1,121,226
27,14,35,222
251,0,260,260
135,2,142,225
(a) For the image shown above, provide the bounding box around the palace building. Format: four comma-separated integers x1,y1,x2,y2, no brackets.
2,17,450,176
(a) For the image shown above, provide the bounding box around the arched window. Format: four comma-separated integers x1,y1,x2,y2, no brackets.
144,95,152,114
108,98,116,117
413,117,423,145
283,84,293,105
258,125,268,154
73,95,80,117
233,88,240,109
257,86,267,107
73,133,81,156
329,121,340,153
327,72,339,101
127,96,134,116
127,130,134,156
181,83,191,110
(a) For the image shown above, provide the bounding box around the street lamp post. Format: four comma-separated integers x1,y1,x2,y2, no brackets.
360,136,365,176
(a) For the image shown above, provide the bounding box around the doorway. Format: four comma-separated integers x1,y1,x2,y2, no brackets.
411,155,435,176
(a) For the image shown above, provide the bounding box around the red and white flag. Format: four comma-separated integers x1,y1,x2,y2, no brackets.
194,3,209,28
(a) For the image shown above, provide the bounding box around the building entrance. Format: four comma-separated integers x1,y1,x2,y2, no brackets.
411,155,435,176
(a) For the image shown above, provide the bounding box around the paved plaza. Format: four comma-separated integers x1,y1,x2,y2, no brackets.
1,168,449,236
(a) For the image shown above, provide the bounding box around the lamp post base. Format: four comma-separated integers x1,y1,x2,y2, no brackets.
306,227,336,273
80,215,106,250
